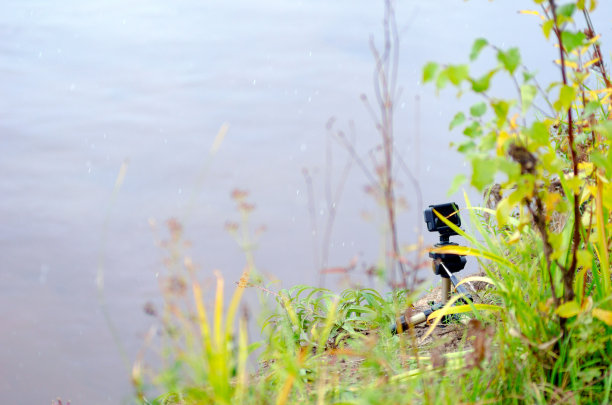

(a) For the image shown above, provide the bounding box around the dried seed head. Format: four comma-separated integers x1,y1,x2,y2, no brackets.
143,302,157,316
231,189,249,201
508,143,537,174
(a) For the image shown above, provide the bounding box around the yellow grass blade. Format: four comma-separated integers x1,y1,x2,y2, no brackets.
432,207,478,246
429,304,502,321
234,316,249,403
192,281,212,350
276,374,296,405
455,276,499,290
316,297,339,352
422,299,502,343
465,206,496,215
420,294,464,342
390,351,469,381
214,270,224,351
225,269,249,337
595,179,610,293
276,348,306,405
430,245,517,270
210,123,229,154
280,292,300,328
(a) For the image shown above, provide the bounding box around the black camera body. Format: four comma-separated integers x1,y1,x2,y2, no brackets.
424,202,461,241
424,202,466,277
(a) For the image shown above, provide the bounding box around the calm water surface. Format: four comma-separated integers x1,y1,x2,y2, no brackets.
1,1,610,403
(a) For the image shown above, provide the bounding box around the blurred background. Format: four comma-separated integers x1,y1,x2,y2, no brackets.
1,0,610,403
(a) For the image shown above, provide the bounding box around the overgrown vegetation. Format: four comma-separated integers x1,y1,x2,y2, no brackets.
132,1,612,403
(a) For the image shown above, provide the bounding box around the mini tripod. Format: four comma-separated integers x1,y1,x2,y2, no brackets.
391,202,471,334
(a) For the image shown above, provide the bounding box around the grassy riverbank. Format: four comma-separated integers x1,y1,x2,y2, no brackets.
131,1,612,403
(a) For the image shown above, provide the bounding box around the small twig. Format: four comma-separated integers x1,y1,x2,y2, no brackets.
303,168,321,283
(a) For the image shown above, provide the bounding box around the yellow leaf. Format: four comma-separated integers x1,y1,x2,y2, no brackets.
584,57,600,69
556,300,581,318
587,185,597,197
554,59,579,69
496,130,511,155
576,249,593,270
578,161,594,176
507,231,521,245
586,34,601,46
496,198,511,227
564,173,583,194
510,113,520,130
538,299,552,313
519,9,542,18
592,308,612,326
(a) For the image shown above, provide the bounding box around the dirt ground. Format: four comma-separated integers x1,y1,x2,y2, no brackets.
399,272,491,354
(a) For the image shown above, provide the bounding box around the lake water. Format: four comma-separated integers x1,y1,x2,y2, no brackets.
1,1,610,403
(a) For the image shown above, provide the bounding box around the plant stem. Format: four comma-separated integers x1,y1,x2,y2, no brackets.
549,0,578,303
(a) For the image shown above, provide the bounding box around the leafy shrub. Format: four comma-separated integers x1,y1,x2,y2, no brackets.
424,0,612,401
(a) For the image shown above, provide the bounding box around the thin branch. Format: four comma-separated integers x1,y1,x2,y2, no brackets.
549,0,578,303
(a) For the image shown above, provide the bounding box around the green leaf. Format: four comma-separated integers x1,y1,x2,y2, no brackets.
576,249,593,269
446,64,469,86
447,174,467,196
557,3,576,18
497,48,521,74
479,131,497,151
591,151,612,174
528,121,550,146
436,69,449,90
520,84,537,114
422,62,439,83
491,100,511,126
496,198,511,226
554,85,576,111
595,121,612,140
542,20,554,39
564,174,583,194
463,121,482,138
470,38,488,61
561,30,586,52
449,112,466,130
470,102,487,117
556,300,581,318
471,156,496,191
498,158,520,178
457,140,476,153
582,100,601,118
471,74,491,93
522,71,536,83
470,69,497,93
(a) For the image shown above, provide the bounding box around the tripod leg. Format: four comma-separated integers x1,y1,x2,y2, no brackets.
449,274,473,303
441,278,451,304
390,304,443,334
